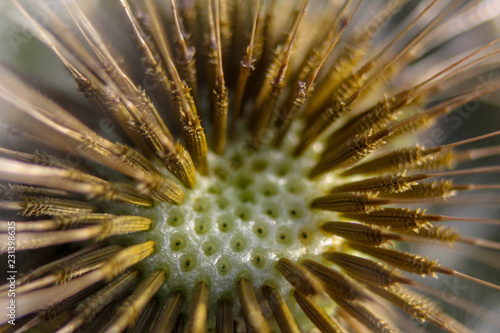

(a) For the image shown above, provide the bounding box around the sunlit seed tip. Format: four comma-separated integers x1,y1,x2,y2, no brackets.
301,259,366,302
342,208,440,230
97,215,152,240
137,175,184,204
349,243,438,277
102,269,165,333
378,180,455,200
4,0,500,330
310,130,389,177
19,196,96,217
340,146,454,177
331,294,396,333
186,281,209,333
238,277,271,333
324,251,412,287
101,241,155,280
329,174,424,194
163,143,197,188
11,246,121,295
366,285,450,331
57,270,139,333
401,225,460,245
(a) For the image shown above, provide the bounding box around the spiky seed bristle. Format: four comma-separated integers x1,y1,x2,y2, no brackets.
1,0,500,332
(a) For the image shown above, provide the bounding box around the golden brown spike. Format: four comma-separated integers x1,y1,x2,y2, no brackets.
324,91,416,150
342,208,440,230
310,192,391,214
238,277,271,333
102,270,166,333
293,290,345,333
309,130,391,177
432,267,500,291
324,251,413,287
329,174,427,194
118,0,180,140
320,222,403,246
386,81,500,142
153,292,183,333
64,2,172,138
34,214,144,232
183,119,209,175
366,285,455,332
56,270,139,333
347,207,500,227
277,257,323,296
186,281,209,333
96,215,152,241
261,285,300,333
302,259,366,302
0,147,74,171
331,295,396,333
343,129,500,178
349,243,438,277
215,299,233,333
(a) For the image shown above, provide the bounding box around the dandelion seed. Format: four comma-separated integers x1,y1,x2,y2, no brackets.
0,0,499,332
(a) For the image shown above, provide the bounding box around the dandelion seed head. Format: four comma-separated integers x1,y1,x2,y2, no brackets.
1,0,500,332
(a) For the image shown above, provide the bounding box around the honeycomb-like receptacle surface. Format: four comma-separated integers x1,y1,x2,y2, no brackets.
110,132,342,327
